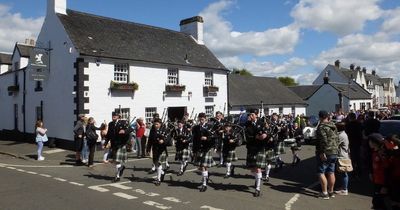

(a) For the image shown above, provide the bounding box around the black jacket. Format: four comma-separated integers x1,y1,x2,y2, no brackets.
106,120,133,148
86,124,100,145
192,123,213,153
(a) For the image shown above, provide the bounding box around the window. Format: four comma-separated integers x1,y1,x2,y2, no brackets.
114,108,130,120
167,68,178,85
291,106,296,115
145,107,157,123
205,106,214,118
205,72,213,86
35,81,43,92
36,106,42,121
114,63,129,83
279,107,283,114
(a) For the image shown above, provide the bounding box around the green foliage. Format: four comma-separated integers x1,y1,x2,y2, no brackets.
278,77,298,86
231,68,253,76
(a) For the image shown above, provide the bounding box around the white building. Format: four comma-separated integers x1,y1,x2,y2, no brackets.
0,53,12,74
0,0,228,146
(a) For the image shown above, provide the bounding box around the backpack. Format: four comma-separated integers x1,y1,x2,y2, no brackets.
86,127,99,142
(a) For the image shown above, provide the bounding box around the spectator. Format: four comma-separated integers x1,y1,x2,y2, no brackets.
335,122,350,196
345,112,363,178
35,120,48,161
316,110,339,200
364,111,380,136
73,114,86,165
86,117,101,167
135,118,146,158
386,135,400,210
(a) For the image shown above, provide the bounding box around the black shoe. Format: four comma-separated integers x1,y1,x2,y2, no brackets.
112,177,120,183
200,185,207,192
177,171,183,176
154,180,161,186
118,166,126,177
160,173,165,182
182,164,187,173
295,157,301,165
231,166,235,176
75,160,83,166
166,165,170,170
254,190,261,197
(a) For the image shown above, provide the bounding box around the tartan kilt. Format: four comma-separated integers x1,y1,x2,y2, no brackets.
196,150,215,168
175,148,191,162
223,150,238,163
246,148,267,168
153,150,168,168
274,141,286,155
114,146,128,163
265,148,275,162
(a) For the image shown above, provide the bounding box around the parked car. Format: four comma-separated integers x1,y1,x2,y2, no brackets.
379,120,400,138
388,115,400,120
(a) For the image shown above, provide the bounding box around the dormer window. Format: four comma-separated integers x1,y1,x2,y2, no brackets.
205,72,213,86
167,68,179,85
114,63,129,83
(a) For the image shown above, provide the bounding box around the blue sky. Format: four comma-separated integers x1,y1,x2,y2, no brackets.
0,0,399,84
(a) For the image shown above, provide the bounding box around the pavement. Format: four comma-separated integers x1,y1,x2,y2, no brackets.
0,139,374,210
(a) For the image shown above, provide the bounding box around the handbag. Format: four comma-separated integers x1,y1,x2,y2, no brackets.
337,158,353,173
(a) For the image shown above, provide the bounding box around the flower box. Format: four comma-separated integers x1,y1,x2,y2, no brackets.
110,81,139,92
7,85,19,92
203,85,219,92
165,84,186,92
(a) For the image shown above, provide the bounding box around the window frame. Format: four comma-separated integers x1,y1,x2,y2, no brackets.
205,106,214,118
113,63,130,83
167,68,179,85
145,107,157,123
204,72,213,86
114,108,130,121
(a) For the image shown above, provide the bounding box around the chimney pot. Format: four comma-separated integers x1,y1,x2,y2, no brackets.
356,66,361,71
362,67,367,73
372,70,376,76
350,64,355,70
334,60,340,68
47,0,67,16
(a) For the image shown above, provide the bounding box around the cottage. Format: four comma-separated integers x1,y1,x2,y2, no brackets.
0,53,12,74
0,0,228,145
228,74,307,116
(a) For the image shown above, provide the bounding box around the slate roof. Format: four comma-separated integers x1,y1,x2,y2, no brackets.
288,85,320,100
365,73,382,86
379,78,392,91
329,82,371,99
57,10,227,71
0,53,12,64
16,44,33,57
228,74,307,107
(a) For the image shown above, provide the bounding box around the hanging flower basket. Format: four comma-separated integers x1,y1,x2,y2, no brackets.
7,85,19,92
203,85,219,92
110,81,139,92
166,84,186,92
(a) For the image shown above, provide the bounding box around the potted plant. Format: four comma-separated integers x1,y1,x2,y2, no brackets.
165,84,186,92
203,85,219,92
110,81,139,92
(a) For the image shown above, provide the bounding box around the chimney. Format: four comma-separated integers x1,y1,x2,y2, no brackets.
362,67,367,74
356,66,361,71
180,16,204,45
372,70,376,76
323,71,329,84
47,0,67,16
334,60,340,68
350,64,355,70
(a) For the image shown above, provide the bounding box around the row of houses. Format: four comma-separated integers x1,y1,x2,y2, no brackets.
0,0,397,147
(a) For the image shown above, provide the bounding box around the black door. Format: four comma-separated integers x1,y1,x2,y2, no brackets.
168,107,186,122
14,104,18,130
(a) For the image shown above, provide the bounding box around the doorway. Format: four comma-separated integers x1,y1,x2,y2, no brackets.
168,107,186,121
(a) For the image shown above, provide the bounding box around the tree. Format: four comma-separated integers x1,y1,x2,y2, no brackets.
278,76,298,86
231,68,253,76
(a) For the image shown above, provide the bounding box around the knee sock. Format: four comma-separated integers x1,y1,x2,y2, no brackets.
151,164,156,171
103,152,108,161
265,164,271,178
255,172,262,191
157,165,163,181
180,161,185,172
220,153,224,164
116,164,122,178
226,162,232,175
202,171,208,186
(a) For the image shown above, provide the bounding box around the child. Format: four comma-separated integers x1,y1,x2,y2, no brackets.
100,122,109,163
35,120,48,161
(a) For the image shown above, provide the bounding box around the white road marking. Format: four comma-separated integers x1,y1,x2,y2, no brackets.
284,181,319,210
88,186,109,192
39,174,52,178
133,189,160,197
6,167,16,170
163,197,181,203
152,168,198,179
54,177,67,182
26,171,38,175
69,182,85,186
146,192,160,197
43,149,66,154
113,192,138,200
0,163,73,168
16,169,26,172
143,201,172,209
200,205,224,210
108,182,133,190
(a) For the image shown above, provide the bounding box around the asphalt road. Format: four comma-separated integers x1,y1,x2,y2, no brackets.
0,144,372,210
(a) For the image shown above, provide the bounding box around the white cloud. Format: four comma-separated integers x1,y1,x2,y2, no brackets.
200,0,300,58
0,4,44,53
382,7,400,35
291,0,382,35
314,33,400,81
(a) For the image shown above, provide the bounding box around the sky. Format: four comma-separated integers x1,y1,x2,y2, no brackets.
0,0,399,85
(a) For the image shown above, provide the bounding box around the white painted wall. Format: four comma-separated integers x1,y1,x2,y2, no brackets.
0,71,24,131
0,64,11,74
307,85,341,116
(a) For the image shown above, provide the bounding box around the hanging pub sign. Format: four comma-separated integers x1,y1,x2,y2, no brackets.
29,68,48,81
29,48,49,69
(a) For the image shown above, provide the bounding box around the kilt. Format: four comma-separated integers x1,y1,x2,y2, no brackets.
114,146,128,163
265,148,275,162
274,141,286,155
246,148,267,168
196,150,215,168
223,150,238,163
175,148,191,162
153,150,168,168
